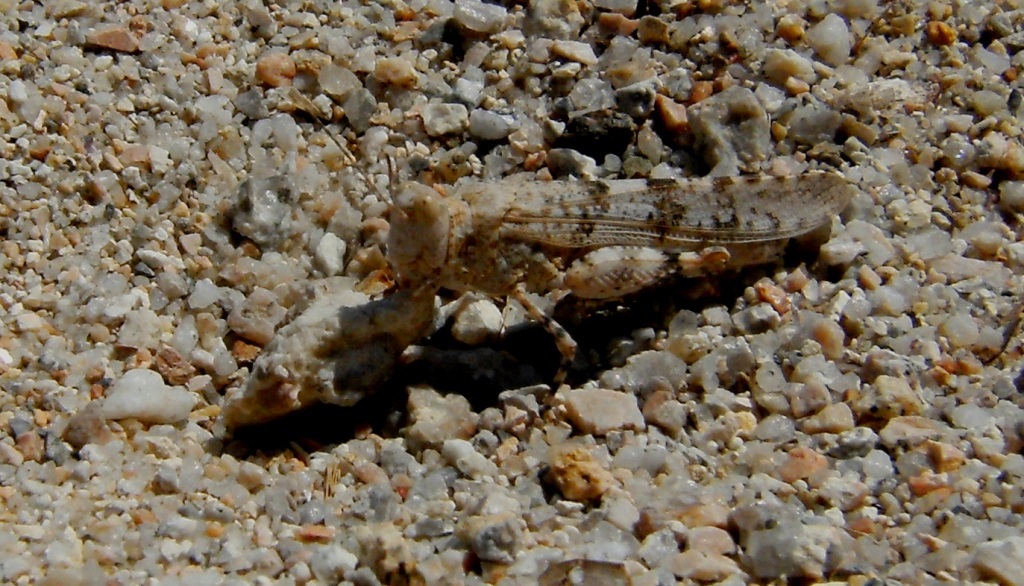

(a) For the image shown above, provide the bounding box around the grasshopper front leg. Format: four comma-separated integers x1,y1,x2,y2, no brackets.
511,286,575,385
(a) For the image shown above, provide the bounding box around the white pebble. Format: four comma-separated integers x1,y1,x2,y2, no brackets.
468,109,518,141
314,232,348,277
452,0,507,34
451,298,503,345
441,439,499,479
422,103,469,137
101,369,198,424
188,278,221,310
763,49,817,85
559,388,645,435
806,14,851,67
550,40,598,66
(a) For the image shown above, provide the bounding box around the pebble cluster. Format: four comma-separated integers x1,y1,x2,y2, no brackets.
2,0,1024,583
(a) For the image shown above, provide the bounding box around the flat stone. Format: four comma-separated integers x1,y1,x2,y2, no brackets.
85,26,140,53
560,388,645,435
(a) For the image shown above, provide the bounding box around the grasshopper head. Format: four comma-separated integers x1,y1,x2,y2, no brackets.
387,183,449,288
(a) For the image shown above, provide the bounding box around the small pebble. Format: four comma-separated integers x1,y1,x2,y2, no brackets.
452,0,508,34
405,387,477,449
422,103,469,136
778,446,828,483
442,439,499,479
559,388,645,435
255,51,296,87
550,40,598,66
451,298,503,346
85,26,140,53
375,57,418,87
546,444,616,501
926,21,957,46
100,369,198,424
805,13,851,66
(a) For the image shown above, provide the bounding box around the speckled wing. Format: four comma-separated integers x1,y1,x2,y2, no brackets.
500,172,853,249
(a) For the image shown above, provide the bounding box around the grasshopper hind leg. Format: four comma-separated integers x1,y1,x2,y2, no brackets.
511,286,576,385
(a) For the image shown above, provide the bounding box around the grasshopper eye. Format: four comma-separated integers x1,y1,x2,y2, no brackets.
387,183,450,286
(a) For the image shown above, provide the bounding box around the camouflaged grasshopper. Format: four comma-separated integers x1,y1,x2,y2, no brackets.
385,171,853,382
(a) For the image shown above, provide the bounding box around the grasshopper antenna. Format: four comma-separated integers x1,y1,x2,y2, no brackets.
287,88,394,207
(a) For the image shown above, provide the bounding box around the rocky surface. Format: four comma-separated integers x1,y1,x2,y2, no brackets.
1,0,1023,583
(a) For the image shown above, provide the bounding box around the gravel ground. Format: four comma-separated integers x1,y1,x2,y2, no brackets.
3,0,1024,584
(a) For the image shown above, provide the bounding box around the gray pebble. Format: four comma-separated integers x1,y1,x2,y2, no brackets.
688,86,770,175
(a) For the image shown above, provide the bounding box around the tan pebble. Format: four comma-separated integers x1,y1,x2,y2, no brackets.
770,120,788,141
857,265,882,290
926,440,965,473
85,26,141,53
754,278,790,315
296,524,335,542
654,94,688,135
130,508,158,525
89,323,112,344
686,526,735,555
889,14,917,36
925,21,956,46
697,0,724,11
85,364,106,383
980,491,1002,508
840,114,879,145
675,501,729,529
689,80,713,104
192,404,220,419
550,40,598,66
0,442,24,466
878,416,947,448
15,432,44,462
126,347,154,370
783,267,809,292
810,318,845,360
846,517,877,537
89,383,106,400
546,444,616,502
642,389,685,436
27,137,52,161
961,170,992,189
0,41,17,60
778,446,828,483
853,374,923,419
206,523,225,538
231,340,262,363
118,145,149,168
350,459,390,485
598,13,638,36
155,345,197,385
1004,67,1018,82
666,550,744,582
637,15,669,45
908,471,948,497
256,51,296,87
784,76,810,95
33,409,51,427
802,402,854,434
776,14,806,43
956,355,983,375
375,57,418,87
561,388,645,435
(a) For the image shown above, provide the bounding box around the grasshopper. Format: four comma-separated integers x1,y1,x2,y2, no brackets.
385,171,853,382
223,133,853,429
